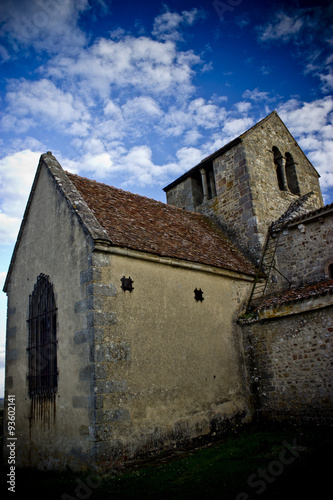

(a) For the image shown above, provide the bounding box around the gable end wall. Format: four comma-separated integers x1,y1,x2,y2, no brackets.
3,163,97,470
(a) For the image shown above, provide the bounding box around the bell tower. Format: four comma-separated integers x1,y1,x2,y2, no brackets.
164,112,323,262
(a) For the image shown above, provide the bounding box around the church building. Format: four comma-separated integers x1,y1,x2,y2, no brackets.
3,111,333,471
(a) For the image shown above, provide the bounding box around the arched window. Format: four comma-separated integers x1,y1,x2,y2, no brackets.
273,147,287,191
27,274,57,397
199,165,216,203
191,164,217,207
328,263,333,279
285,152,300,195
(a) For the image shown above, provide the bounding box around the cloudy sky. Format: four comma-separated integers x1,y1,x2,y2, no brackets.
0,0,332,396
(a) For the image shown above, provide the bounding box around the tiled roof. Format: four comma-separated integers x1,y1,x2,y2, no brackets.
285,201,333,226
271,191,316,231
258,279,333,311
67,172,257,276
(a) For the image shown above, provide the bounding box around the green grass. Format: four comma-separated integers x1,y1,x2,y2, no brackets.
1,423,332,499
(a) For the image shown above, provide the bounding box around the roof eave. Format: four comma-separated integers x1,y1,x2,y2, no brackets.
163,110,321,194
93,241,256,281
163,137,242,192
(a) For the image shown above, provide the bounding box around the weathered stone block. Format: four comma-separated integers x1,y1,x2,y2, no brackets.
79,425,90,436
95,379,128,394
95,363,107,379
7,326,17,338
87,311,116,328
94,341,130,363
74,327,95,344
87,282,117,298
80,267,101,284
5,376,13,389
6,349,17,361
79,364,94,381
91,253,110,268
96,408,130,424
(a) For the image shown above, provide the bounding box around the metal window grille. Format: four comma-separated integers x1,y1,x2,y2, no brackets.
27,274,58,397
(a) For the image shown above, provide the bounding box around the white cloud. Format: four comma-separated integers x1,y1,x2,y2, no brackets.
235,101,252,114
0,149,40,244
0,43,9,63
3,78,90,133
242,88,270,102
94,119,126,142
306,141,333,188
81,152,113,177
258,12,304,42
152,8,203,41
0,0,89,55
160,98,227,137
44,36,202,98
122,97,163,120
65,143,203,189
104,100,122,117
183,129,202,145
278,97,333,191
222,117,254,137
175,146,202,171
260,65,271,76
257,6,333,95
258,11,305,42
0,213,21,245
278,97,333,135
0,149,39,217
1,114,35,134
319,69,333,92
10,136,45,152
81,137,105,156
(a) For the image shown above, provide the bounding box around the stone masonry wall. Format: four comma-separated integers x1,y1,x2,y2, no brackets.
210,142,261,259
242,305,333,424
165,113,323,263
273,211,333,289
165,177,197,211
239,112,323,259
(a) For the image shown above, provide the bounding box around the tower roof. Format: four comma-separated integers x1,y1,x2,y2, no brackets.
163,111,319,192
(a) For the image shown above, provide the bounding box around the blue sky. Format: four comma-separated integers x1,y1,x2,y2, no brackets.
0,0,332,396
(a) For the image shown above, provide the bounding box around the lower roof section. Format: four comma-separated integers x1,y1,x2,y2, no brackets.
67,171,257,278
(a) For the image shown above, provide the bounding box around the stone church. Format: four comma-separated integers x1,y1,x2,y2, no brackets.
3,111,333,471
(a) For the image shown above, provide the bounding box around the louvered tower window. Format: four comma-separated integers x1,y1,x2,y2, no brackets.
27,274,58,397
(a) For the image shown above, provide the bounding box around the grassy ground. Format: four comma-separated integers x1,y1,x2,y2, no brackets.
1,422,332,499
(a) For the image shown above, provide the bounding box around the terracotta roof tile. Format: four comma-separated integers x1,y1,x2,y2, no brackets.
286,201,333,226
258,279,333,311
67,172,256,276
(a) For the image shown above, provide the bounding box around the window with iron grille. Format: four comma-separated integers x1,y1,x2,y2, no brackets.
27,274,58,397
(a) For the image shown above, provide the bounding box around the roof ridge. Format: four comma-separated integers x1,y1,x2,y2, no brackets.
66,171,214,219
